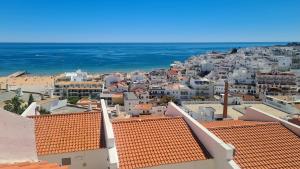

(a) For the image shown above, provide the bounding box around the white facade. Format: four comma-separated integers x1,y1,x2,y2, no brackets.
130,71,146,82
264,96,300,114
0,109,38,163
65,69,88,82
150,106,167,115
189,77,214,98
229,84,256,95
221,94,243,105
277,56,292,71
124,92,139,115
214,79,225,95
165,84,192,100
229,68,255,85
189,107,215,121
39,149,108,169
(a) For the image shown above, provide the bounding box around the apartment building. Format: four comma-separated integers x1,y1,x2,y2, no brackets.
123,92,140,115
189,77,214,98
256,71,297,96
54,81,101,98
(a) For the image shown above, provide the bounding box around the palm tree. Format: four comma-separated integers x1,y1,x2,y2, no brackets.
4,96,27,115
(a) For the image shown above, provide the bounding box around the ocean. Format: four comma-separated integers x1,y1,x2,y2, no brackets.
0,42,286,76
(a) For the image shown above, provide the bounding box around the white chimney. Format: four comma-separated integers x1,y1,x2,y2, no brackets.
49,89,54,98
6,84,10,92
88,103,93,111
116,104,120,116
17,88,23,97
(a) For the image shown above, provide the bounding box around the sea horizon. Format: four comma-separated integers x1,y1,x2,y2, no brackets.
0,42,287,76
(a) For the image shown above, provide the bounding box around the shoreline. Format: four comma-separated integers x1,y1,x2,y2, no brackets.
0,42,290,77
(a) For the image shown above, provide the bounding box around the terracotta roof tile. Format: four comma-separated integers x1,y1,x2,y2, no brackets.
134,103,152,111
0,162,68,169
31,112,104,155
201,120,273,128
112,116,210,169
203,120,300,169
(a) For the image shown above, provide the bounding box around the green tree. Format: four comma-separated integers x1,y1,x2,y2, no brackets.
39,107,51,115
67,96,80,104
28,94,35,106
230,48,238,54
192,96,205,100
159,95,175,105
4,96,27,115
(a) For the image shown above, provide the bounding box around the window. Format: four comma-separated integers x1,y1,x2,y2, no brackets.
62,158,71,165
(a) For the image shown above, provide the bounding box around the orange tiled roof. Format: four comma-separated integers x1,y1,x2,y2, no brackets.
112,116,210,169
0,161,68,169
201,120,273,128
134,103,152,111
31,112,105,155
203,120,300,169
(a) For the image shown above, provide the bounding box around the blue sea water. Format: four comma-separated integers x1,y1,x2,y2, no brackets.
0,42,286,76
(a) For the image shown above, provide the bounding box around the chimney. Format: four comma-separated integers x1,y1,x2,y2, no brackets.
6,84,10,92
223,80,228,119
88,103,93,111
49,89,54,98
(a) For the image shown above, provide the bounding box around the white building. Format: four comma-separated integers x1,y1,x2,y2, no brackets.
189,106,215,121
104,73,124,87
189,77,214,98
256,71,297,96
214,79,225,95
165,83,192,100
264,95,300,114
229,67,255,85
54,81,102,98
130,71,146,82
124,92,139,115
65,69,88,82
149,69,167,84
229,84,256,95
277,56,292,71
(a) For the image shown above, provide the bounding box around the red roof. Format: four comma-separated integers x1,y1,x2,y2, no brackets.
201,120,272,128
31,112,105,155
0,162,67,169
112,116,210,169
203,120,300,169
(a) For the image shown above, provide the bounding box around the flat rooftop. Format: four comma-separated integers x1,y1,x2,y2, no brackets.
0,76,54,93
124,92,138,100
234,104,289,118
0,91,59,108
51,105,87,114
184,103,243,119
184,103,290,119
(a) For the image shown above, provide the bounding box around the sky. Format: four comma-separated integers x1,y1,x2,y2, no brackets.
0,0,300,42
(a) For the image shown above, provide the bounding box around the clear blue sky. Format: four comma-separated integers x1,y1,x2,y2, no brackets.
0,0,299,42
